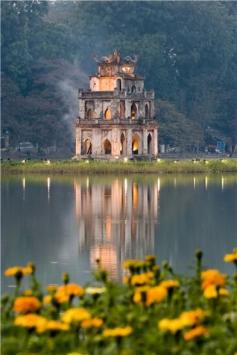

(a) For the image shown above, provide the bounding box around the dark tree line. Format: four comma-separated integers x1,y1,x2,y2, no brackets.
1,1,237,153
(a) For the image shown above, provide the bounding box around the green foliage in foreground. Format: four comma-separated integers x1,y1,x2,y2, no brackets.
2,159,237,175
1,250,237,355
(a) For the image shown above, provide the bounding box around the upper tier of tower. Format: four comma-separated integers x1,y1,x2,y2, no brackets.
89,49,144,92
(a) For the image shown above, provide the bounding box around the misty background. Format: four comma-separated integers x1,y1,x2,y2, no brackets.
1,1,237,153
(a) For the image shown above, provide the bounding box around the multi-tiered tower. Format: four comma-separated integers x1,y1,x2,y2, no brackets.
75,50,158,159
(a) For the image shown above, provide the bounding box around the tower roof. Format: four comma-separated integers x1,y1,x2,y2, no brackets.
94,50,138,77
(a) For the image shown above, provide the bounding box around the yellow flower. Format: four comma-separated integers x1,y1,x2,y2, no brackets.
81,318,103,329
158,318,185,334
47,284,58,293
123,260,145,270
204,285,217,298
13,296,41,314
40,320,69,333
144,255,156,263
158,309,206,334
179,309,206,326
219,287,229,297
159,280,180,289
23,289,33,296
61,308,91,324
15,314,47,332
201,269,226,289
131,272,154,286
55,284,85,303
204,285,229,299
43,295,52,305
183,326,208,341
5,265,32,277
133,286,150,304
85,287,106,295
103,326,133,337
146,286,167,306
224,249,237,263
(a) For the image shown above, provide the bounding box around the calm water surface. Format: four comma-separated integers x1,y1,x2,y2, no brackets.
2,174,237,290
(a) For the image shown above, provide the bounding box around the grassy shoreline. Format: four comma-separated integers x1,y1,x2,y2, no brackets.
1,159,237,175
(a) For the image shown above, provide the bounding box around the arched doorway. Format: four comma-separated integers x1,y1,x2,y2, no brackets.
117,79,122,91
132,134,140,155
104,139,112,155
82,139,92,155
120,133,126,155
86,109,93,120
147,133,152,154
145,104,149,119
104,108,112,120
131,103,137,120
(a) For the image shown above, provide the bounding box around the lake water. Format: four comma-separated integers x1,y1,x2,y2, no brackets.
2,174,237,291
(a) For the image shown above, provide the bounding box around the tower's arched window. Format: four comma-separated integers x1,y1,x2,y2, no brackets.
82,139,92,155
104,139,112,154
104,108,112,120
131,85,136,93
132,134,140,155
116,79,122,91
145,104,149,119
86,109,93,120
147,133,152,154
131,103,137,120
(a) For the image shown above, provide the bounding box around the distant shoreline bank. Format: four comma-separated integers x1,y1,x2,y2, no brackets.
2,159,237,175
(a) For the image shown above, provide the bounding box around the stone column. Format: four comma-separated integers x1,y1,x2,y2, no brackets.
75,126,81,156
127,129,132,157
92,128,101,157
112,128,120,157
143,128,148,155
153,129,158,156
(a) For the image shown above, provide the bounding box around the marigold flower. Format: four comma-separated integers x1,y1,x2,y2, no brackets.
55,284,84,303
131,272,154,286
15,314,47,332
61,308,91,324
47,284,58,293
201,269,226,289
204,285,229,299
159,280,180,289
219,287,229,296
179,309,206,326
103,326,133,337
13,296,41,314
39,320,69,333
5,265,32,278
158,308,206,334
133,286,150,304
123,259,145,270
146,286,167,306
158,318,185,334
81,318,103,328
224,249,237,263
85,287,106,295
43,295,52,305
144,255,156,263
23,289,33,296
184,326,208,341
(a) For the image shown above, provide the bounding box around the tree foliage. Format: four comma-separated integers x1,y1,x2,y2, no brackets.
1,1,237,151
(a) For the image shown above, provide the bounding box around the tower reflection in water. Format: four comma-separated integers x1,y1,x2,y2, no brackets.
74,178,159,279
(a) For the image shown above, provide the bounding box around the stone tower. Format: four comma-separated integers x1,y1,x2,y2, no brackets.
75,50,158,159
